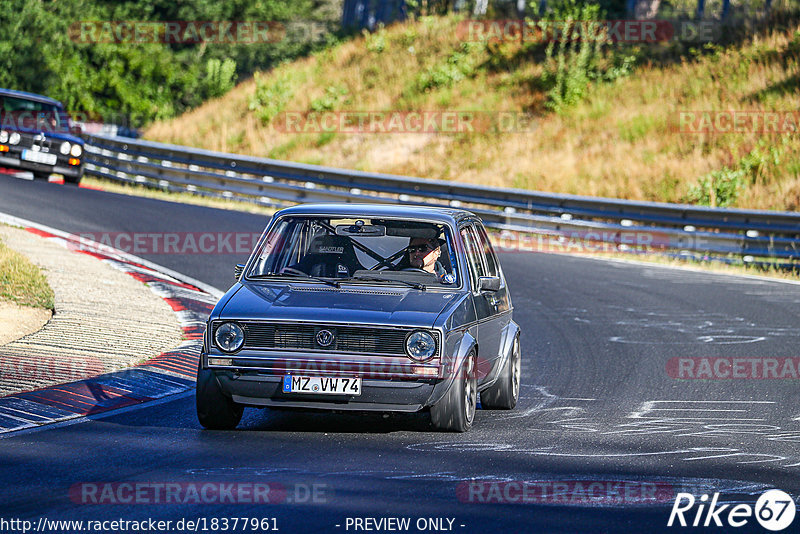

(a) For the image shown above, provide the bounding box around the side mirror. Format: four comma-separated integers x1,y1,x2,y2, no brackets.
234,264,245,280
478,276,501,292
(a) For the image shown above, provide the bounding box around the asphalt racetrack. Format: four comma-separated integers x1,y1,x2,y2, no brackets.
0,176,798,534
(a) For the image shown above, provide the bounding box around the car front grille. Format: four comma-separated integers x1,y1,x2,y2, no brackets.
9,132,55,152
215,321,436,357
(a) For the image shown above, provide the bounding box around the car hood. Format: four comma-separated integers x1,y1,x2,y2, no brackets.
219,282,462,328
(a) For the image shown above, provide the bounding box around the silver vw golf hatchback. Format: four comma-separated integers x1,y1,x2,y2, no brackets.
197,204,520,432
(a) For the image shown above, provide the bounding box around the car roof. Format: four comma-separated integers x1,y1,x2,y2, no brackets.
274,203,478,225
0,88,64,108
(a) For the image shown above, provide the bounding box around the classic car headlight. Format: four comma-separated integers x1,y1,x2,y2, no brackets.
0,131,7,143
8,132,20,145
405,330,436,361
214,322,245,353
70,144,82,157
59,141,71,155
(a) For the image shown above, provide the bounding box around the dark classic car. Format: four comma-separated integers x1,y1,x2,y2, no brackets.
197,204,520,432
0,88,84,183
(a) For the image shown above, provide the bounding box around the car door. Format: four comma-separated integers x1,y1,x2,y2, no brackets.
474,222,512,358
460,224,502,380
474,223,510,314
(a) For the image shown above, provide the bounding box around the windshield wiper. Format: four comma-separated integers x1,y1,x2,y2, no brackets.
249,272,340,288
345,275,426,291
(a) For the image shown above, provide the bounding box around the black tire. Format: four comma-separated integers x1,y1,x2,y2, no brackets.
196,363,243,430
480,336,520,410
33,172,51,181
64,175,82,185
431,352,477,432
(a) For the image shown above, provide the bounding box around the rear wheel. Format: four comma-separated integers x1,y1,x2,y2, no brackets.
196,362,243,430
431,352,476,432
480,336,520,410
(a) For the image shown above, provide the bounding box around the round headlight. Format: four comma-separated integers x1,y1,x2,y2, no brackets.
60,141,71,155
0,131,7,143
214,322,245,353
405,330,436,361
70,144,83,157
9,132,20,145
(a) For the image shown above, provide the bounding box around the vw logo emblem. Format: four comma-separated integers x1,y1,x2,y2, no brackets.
316,329,334,347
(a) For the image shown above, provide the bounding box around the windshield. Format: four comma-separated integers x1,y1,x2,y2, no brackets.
0,95,68,133
247,216,460,287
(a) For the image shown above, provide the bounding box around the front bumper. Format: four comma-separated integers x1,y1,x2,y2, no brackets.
202,349,446,412
217,371,437,412
0,154,83,178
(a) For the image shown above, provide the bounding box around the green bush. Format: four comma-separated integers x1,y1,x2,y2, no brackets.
687,168,747,207
364,27,388,53
249,72,294,124
535,0,639,112
536,1,592,111
687,140,784,207
310,85,349,112
415,42,482,93
205,58,238,99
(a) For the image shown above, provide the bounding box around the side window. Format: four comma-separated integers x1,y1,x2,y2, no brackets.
475,224,499,278
460,226,486,291
251,219,289,275
253,220,321,275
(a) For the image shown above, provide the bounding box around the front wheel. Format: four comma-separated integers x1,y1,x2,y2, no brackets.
480,336,520,410
431,353,476,432
196,363,244,430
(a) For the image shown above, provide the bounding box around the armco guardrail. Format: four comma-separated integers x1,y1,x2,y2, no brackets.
83,133,800,265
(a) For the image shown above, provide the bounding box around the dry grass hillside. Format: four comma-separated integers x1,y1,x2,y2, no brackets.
145,13,800,210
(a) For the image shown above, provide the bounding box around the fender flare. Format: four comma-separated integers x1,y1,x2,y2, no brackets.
426,331,477,407
480,321,520,391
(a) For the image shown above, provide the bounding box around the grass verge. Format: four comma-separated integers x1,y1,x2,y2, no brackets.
0,234,55,309
81,176,277,216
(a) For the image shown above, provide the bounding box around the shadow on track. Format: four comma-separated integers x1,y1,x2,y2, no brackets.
236,407,436,434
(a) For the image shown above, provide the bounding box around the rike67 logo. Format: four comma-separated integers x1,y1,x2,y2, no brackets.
668,490,796,531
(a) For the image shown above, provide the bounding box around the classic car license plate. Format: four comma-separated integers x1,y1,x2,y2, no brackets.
283,375,361,395
21,150,57,165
